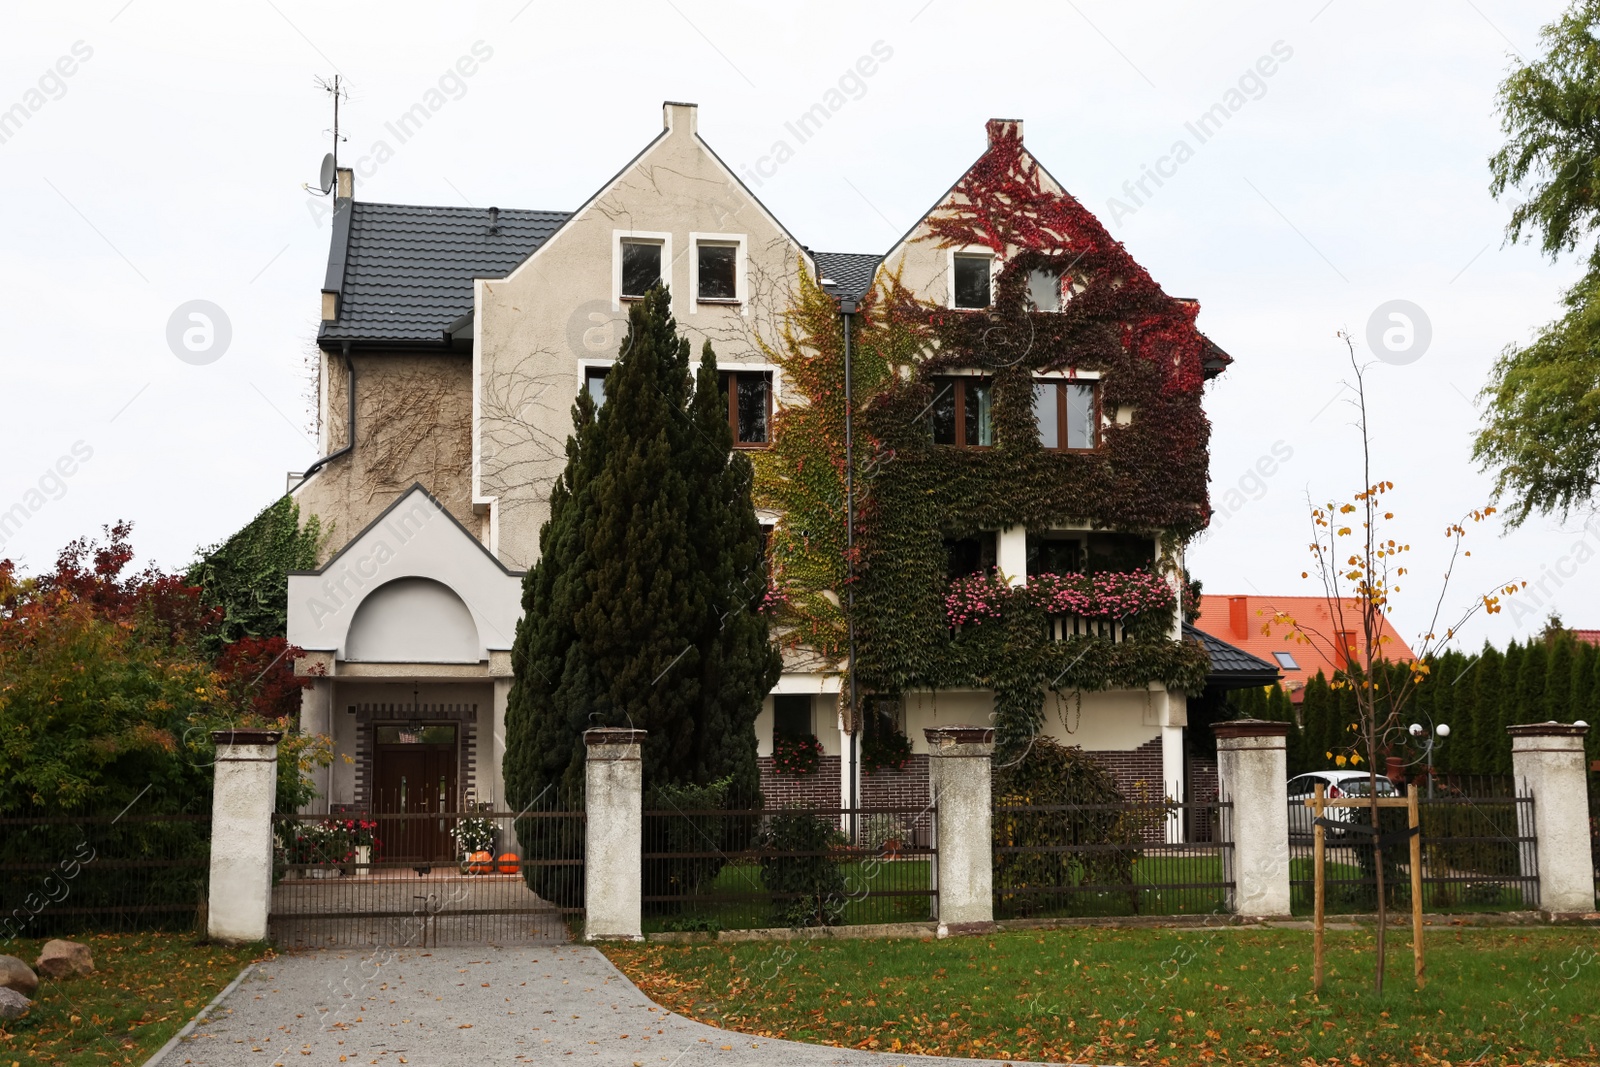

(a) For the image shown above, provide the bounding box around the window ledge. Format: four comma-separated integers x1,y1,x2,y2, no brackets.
733,442,771,451
696,297,742,305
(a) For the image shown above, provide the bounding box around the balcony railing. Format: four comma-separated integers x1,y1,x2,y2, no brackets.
1047,614,1124,643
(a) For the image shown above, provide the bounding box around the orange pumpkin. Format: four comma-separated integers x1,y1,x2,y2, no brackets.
467,850,494,875
497,852,519,875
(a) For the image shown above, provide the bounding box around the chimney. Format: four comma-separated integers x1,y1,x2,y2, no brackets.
1228,596,1248,639
336,166,353,198
663,100,698,135
487,206,500,234
986,118,1023,147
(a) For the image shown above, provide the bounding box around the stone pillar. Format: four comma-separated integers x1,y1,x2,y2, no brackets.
1213,720,1291,918
924,725,995,932
1508,722,1595,915
207,729,282,944
297,680,333,813
584,728,645,940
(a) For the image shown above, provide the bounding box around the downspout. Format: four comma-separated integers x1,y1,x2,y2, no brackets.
300,342,356,485
840,298,859,844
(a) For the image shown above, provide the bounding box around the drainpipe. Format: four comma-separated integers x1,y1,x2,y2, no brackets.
300,342,356,485
840,298,859,844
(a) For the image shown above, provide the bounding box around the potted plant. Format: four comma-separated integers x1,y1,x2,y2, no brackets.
451,813,496,869
338,818,380,877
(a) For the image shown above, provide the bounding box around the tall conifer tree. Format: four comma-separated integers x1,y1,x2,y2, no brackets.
503,287,780,898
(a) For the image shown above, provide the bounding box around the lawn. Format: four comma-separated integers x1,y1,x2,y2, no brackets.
0,932,258,1067
645,859,935,933
606,925,1600,1065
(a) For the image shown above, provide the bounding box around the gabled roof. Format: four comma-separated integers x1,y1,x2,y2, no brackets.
1183,622,1280,690
319,202,569,347
1194,594,1417,699
812,251,882,301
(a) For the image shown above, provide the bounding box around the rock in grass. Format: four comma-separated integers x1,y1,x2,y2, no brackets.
0,955,37,997
35,940,94,979
0,986,31,1020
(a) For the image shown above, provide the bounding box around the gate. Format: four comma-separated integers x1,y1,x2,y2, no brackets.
268,794,584,948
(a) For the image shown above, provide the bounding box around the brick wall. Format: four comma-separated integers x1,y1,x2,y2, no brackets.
1085,737,1167,800
758,755,841,809
861,756,931,811
1187,757,1220,842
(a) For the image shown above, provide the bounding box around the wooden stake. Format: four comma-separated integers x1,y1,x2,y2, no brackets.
1313,782,1326,993
1408,787,1424,988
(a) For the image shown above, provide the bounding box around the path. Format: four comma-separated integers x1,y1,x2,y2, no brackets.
151,944,1054,1066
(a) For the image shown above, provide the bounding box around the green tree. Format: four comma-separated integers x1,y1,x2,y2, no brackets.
187,496,322,653
503,286,779,901
1476,1,1600,523
1470,645,1504,774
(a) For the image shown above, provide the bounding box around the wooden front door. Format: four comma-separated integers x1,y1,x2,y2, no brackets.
373,727,459,862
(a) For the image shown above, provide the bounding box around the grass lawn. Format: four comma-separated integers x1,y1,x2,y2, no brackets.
644,859,936,933
997,856,1230,921
0,932,258,1067
606,925,1600,1065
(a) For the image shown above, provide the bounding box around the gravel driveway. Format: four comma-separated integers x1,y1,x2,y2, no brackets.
151,944,1054,1066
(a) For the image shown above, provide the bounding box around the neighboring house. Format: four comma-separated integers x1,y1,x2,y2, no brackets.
1193,594,1416,701
284,102,1240,844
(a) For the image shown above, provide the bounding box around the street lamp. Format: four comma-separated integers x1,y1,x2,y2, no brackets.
1406,721,1449,797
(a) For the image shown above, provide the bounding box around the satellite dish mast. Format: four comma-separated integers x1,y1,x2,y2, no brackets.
305,74,347,197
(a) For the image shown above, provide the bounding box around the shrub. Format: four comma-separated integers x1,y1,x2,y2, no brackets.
759,810,847,927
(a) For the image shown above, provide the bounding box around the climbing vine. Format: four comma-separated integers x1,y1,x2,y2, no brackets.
755,122,1215,747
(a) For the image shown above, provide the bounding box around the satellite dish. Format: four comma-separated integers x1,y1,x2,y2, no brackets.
318,153,336,195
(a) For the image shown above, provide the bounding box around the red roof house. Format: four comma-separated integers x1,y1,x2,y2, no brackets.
1194,594,1417,700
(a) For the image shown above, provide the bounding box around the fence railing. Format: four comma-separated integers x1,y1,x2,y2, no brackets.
0,812,211,940
640,801,936,933
268,791,584,948
1288,789,1538,914
992,798,1233,919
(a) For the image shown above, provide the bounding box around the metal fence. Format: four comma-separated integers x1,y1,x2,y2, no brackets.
0,812,211,940
1589,771,1599,903
992,798,1234,919
1288,783,1539,914
267,790,584,948
641,794,936,933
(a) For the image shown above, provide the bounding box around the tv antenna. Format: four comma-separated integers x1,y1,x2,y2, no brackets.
304,74,348,196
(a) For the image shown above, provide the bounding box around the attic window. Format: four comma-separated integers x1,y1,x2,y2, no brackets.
1273,652,1300,670
1027,269,1062,312
620,240,662,299
953,254,991,309
697,243,739,301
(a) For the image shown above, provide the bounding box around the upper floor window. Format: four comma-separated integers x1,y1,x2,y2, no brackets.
719,369,771,447
697,242,739,301
929,376,993,447
1026,533,1083,577
1034,379,1098,450
952,254,992,309
620,239,662,299
584,366,609,408
945,532,998,580
1027,268,1062,312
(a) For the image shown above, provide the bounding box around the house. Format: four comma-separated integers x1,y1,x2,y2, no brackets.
284,102,1240,848
1193,593,1416,701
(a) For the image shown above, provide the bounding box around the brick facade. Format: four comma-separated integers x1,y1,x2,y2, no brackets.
1085,737,1167,800
758,755,841,809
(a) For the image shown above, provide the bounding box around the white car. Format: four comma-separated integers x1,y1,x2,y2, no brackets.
1287,771,1399,839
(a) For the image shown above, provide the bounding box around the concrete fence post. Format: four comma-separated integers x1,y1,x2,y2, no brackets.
584,727,645,940
206,729,282,944
1508,722,1595,916
1213,720,1291,918
924,725,995,933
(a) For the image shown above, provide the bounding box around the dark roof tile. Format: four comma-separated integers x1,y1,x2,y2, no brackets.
320,202,569,345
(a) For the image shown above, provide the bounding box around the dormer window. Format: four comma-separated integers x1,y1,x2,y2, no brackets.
620,239,662,299
952,254,992,309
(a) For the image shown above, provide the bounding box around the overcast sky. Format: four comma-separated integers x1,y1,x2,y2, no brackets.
2,0,1589,651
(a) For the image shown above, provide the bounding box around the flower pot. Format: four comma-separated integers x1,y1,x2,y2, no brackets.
354,844,371,878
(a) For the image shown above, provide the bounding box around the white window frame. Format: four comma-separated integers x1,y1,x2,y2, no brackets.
577,359,614,402
689,231,748,315
947,247,997,310
613,229,672,312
